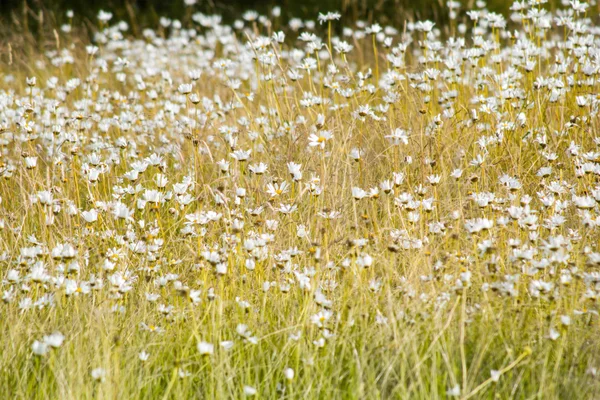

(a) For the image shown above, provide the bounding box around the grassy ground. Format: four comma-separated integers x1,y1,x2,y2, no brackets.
1,2,600,399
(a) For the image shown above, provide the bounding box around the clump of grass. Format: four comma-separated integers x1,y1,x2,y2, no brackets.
1,1,600,399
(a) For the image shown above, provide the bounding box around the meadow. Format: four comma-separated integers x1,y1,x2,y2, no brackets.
1,1,600,398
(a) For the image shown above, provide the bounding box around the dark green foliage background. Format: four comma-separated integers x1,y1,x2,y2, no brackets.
0,0,568,32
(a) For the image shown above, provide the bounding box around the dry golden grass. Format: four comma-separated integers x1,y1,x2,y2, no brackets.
1,3,600,399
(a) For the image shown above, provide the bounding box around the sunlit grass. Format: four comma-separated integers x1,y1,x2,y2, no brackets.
1,2,600,399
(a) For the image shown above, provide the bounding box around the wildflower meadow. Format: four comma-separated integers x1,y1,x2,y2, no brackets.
1,0,600,398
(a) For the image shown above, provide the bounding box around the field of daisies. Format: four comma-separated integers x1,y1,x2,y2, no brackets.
2,0,600,398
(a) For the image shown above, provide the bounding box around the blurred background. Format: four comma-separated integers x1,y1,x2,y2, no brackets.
0,0,590,45
0,0,571,29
